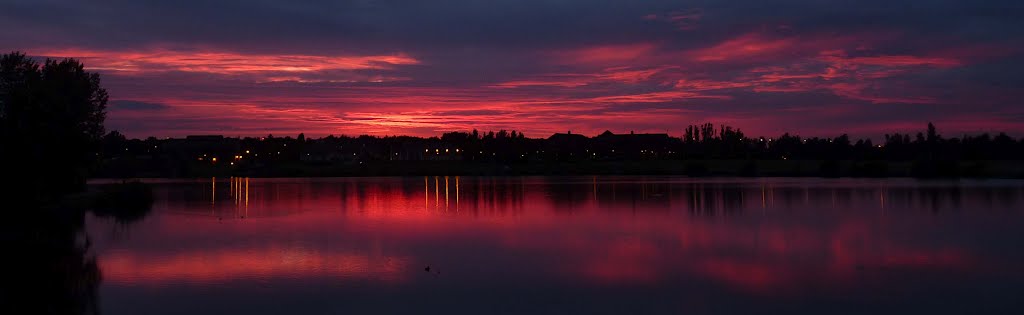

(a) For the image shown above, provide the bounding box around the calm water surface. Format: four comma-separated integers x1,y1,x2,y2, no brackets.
86,177,1024,314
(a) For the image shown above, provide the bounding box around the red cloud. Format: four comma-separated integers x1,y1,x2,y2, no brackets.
554,43,659,65
489,76,594,88
492,66,678,88
587,90,730,103
827,82,937,104
743,50,964,103
691,33,796,62
35,47,420,75
51,25,1007,138
836,55,961,68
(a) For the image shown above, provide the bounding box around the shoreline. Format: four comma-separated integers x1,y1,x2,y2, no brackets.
92,159,1024,179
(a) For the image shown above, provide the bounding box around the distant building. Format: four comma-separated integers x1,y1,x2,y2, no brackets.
164,135,239,162
421,143,462,161
594,130,675,159
546,131,591,160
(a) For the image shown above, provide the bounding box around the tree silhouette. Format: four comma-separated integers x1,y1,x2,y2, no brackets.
1,52,108,199
927,122,939,143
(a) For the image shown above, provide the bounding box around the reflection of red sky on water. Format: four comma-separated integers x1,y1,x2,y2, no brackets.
580,240,662,283
90,178,1014,293
101,248,410,284
695,260,783,291
531,219,976,292
570,217,975,291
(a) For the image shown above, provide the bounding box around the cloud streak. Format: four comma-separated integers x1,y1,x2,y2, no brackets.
34,47,420,78
5,0,1022,138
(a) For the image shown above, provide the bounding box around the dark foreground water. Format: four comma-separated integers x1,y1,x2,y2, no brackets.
84,177,1024,314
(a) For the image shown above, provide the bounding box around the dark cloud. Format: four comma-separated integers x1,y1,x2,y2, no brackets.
109,100,171,111
3,1,1017,52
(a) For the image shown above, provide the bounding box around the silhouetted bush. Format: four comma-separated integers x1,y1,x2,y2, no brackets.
685,162,709,177
960,161,988,178
850,161,889,177
739,160,758,176
818,160,841,177
911,159,961,178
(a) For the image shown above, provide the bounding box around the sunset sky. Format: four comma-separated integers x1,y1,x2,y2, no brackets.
3,0,1022,138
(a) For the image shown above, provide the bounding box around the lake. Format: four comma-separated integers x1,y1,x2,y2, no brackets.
85,177,1024,314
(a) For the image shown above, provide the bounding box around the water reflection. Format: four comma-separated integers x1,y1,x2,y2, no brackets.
1,210,101,315
85,177,1024,314
56,178,1024,216
1,182,155,315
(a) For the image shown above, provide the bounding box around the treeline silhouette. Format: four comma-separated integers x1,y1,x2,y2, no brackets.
96,123,1024,178
2,51,155,315
1,52,107,200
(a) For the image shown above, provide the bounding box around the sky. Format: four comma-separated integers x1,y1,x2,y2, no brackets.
2,0,1023,139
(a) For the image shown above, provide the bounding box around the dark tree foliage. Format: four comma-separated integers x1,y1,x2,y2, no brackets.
0,52,108,199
